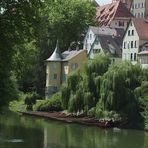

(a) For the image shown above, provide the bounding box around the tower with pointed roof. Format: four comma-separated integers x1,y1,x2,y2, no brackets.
45,41,62,98
45,41,87,98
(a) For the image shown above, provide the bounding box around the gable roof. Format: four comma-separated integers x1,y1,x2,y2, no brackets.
96,1,133,26
89,35,122,58
133,18,148,39
62,50,86,61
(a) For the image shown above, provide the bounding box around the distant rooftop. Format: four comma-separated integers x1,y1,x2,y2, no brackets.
96,1,133,26
88,26,124,37
132,18,148,40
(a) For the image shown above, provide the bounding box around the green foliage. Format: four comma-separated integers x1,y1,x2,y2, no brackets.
135,81,148,128
61,54,110,114
0,0,41,110
88,107,96,117
0,0,95,109
60,55,148,128
34,92,62,112
43,0,96,49
12,41,38,92
24,92,41,110
85,54,110,76
61,85,71,109
33,0,96,95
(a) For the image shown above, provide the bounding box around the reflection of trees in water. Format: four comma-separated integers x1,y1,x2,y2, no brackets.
0,113,44,148
44,122,146,148
0,113,146,148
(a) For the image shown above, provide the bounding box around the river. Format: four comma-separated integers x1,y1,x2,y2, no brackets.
0,112,148,148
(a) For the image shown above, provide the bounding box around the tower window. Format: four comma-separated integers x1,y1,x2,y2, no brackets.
53,74,57,79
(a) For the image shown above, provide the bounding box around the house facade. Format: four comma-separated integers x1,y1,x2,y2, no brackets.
145,0,148,18
88,35,122,63
122,18,148,64
45,42,87,98
83,26,124,54
130,0,145,18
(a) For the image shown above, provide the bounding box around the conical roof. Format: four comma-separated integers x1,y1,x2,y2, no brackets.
46,40,63,61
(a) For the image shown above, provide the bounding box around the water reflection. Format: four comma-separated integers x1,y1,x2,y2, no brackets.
0,112,148,148
43,121,147,148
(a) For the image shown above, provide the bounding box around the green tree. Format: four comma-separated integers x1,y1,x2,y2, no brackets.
0,0,41,109
34,0,96,95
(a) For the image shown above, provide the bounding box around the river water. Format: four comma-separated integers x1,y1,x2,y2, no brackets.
0,112,148,148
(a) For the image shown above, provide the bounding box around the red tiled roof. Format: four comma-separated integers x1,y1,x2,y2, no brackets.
96,1,133,26
133,18,148,39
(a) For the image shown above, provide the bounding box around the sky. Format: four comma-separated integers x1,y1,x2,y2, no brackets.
96,0,112,5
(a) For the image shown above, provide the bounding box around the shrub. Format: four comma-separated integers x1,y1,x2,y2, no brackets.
24,92,41,110
34,92,63,112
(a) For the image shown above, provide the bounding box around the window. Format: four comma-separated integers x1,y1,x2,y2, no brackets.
124,42,126,49
52,63,57,69
132,4,134,9
135,4,137,9
131,41,133,48
134,53,137,61
112,58,115,63
135,41,137,48
128,43,130,49
131,30,134,36
93,49,101,53
53,74,57,80
71,63,78,70
90,34,92,39
128,30,130,36
141,12,144,18
131,53,133,61
119,21,124,26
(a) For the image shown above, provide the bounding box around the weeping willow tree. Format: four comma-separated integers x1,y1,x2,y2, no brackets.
135,80,148,128
95,62,148,126
61,54,110,114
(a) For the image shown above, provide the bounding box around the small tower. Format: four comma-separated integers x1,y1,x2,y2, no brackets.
45,41,62,99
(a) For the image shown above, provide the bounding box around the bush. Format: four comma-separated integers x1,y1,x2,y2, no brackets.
34,92,63,112
24,92,41,110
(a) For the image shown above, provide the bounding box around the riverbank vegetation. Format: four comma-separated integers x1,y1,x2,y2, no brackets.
34,54,148,129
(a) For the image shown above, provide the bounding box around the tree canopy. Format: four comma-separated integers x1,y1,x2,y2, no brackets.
0,0,96,109
0,0,41,108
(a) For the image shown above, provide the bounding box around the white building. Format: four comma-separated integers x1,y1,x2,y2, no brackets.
83,26,124,53
122,18,148,64
88,35,122,63
130,0,145,18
